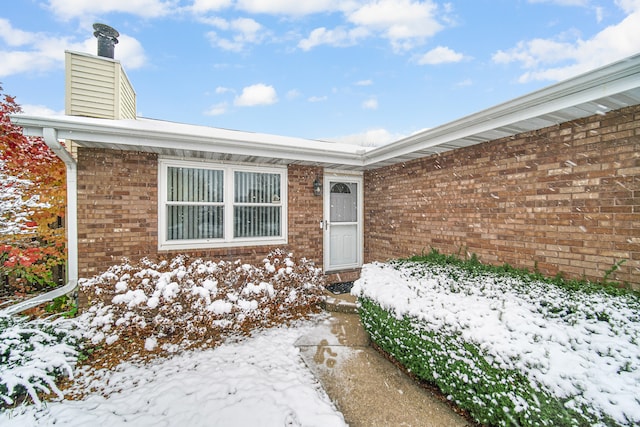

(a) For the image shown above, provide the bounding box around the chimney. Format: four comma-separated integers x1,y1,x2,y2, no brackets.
65,23,136,119
93,23,119,59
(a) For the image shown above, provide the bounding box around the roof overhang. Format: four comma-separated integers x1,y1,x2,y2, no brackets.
14,115,368,170
363,52,640,168
11,52,640,171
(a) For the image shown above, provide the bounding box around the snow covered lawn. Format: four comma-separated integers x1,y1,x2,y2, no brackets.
1,250,345,426
353,259,640,427
2,320,346,426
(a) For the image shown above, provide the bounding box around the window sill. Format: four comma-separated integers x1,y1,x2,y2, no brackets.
158,237,288,251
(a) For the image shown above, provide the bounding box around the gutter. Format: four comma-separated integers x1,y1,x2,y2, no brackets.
2,128,78,315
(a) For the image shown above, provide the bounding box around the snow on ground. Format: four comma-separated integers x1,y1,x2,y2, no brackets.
352,262,640,426
2,320,347,427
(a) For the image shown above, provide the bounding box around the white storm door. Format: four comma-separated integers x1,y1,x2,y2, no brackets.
324,175,363,271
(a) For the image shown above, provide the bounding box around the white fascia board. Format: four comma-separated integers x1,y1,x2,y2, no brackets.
12,53,640,170
11,115,368,167
363,53,640,166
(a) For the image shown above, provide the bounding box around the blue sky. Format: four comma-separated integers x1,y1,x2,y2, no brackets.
2,1,639,145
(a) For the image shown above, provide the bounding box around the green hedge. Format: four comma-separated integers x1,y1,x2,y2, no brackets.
359,298,596,427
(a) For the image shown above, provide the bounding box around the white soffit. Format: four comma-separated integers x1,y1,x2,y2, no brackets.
11,53,640,171
14,115,368,168
362,53,640,168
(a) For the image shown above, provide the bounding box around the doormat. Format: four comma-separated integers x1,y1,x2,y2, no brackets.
326,281,354,295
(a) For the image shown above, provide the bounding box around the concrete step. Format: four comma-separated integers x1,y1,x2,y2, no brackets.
321,291,358,314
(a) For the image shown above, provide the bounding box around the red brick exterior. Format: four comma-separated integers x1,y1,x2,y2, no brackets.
76,105,639,288
76,152,324,278
364,105,640,288
287,165,324,267
77,149,158,277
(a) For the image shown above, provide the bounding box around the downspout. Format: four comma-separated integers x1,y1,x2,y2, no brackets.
2,128,78,315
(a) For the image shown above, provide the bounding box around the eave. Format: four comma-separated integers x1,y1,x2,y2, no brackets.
11,52,640,172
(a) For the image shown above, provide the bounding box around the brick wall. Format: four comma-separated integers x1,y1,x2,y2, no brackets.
77,149,158,277
364,105,640,289
76,150,324,278
287,165,324,268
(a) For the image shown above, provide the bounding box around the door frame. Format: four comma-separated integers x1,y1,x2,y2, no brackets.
323,170,364,272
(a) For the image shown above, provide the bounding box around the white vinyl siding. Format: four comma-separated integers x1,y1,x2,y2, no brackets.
65,51,136,119
159,160,287,250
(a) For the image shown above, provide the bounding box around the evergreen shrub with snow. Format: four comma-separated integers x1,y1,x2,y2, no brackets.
80,249,325,354
0,313,81,409
353,251,639,427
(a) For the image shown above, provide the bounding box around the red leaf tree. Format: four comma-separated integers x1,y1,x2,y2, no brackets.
0,85,67,290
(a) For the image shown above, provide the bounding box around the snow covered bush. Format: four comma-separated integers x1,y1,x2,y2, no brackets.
0,313,82,409
80,249,324,355
353,254,640,427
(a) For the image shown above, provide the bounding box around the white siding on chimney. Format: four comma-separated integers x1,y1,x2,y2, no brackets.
65,51,136,120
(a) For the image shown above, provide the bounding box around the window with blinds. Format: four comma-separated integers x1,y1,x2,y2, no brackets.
234,171,281,238
166,167,224,240
159,160,287,249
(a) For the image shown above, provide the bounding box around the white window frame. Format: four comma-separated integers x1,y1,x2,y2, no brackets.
158,159,287,250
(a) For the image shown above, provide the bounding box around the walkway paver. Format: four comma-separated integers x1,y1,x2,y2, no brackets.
296,309,472,427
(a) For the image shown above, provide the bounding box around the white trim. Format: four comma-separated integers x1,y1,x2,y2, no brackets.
11,52,640,171
158,159,287,250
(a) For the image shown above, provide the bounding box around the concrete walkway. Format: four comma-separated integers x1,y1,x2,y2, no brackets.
296,293,472,427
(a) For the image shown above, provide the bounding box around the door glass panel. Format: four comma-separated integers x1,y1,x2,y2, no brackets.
330,182,357,223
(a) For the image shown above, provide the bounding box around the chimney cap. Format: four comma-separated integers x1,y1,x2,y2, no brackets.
93,23,119,40
93,23,119,59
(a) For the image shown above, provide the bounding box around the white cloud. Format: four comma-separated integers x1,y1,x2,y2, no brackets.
0,20,147,77
615,0,640,14
308,95,328,102
299,0,448,52
116,34,148,69
417,46,465,65
329,128,404,147
234,83,278,106
595,6,604,23
455,78,472,87
286,89,301,100
191,0,233,13
216,86,233,94
204,102,228,116
236,0,344,16
347,0,443,52
0,51,54,78
362,97,378,110
492,7,640,82
20,104,64,116
47,0,173,19
298,26,368,50
0,19,37,46
206,17,266,51
355,79,373,86
527,0,589,5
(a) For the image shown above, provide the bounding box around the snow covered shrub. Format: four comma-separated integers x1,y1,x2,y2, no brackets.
359,298,583,426
353,259,640,427
79,249,324,355
0,313,82,409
